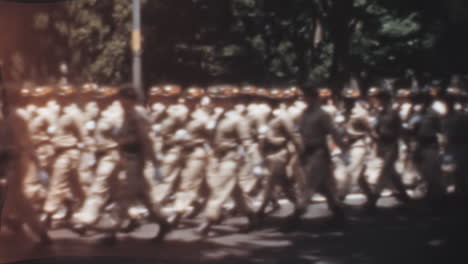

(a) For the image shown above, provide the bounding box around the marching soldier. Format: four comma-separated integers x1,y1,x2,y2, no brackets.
151,85,189,206
364,87,411,210
336,84,374,200
77,83,100,193
256,88,303,218
1,87,51,243
441,80,468,200
408,84,445,205
293,86,346,223
42,84,87,228
171,87,212,224
72,86,124,229
111,84,171,242
197,85,258,235
237,86,271,204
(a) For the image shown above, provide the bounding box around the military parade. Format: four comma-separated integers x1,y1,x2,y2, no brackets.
1,67,467,247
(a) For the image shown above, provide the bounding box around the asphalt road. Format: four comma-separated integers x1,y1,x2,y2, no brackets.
1,195,468,264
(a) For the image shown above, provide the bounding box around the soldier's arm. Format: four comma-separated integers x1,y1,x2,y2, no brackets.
281,113,303,153
323,112,347,151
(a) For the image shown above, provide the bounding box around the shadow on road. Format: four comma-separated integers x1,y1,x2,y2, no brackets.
1,198,468,264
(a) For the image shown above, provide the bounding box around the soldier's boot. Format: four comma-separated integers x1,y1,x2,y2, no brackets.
238,212,260,234
167,212,182,227
98,232,118,246
38,232,52,245
151,220,171,243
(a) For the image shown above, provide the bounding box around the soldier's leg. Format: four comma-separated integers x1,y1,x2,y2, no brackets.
72,151,119,227
153,147,182,205
257,151,290,216
453,147,468,199
43,152,73,225
294,150,328,217
340,144,367,198
198,156,238,235
417,146,445,203
9,154,50,243
174,150,207,220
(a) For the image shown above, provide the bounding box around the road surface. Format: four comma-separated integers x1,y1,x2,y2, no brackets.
1,196,467,264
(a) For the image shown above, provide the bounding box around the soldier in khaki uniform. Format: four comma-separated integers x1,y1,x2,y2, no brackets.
77,83,100,193
197,85,258,236
42,85,88,227
256,89,303,218
111,85,171,243
237,86,271,203
2,87,51,243
170,87,213,224
151,85,189,205
30,86,61,190
72,86,124,228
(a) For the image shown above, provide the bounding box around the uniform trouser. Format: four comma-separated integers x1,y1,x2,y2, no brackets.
257,149,296,215
43,149,84,218
370,142,409,203
238,144,263,196
338,139,369,197
152,146,183,205
174,146,207,214
204,151,254,222
78,151,96,195
115,152,168,225
72,149,120,226
3,152,48,239
296,147,342,217
414,143,445,201
451,145,468,198
0,160,7,232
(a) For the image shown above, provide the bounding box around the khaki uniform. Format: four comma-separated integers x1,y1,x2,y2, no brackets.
78,101,100,193
15,104,46,207
204,107,255,222
2,110,50,241
72,100,125,226
286,100,308,182
151,103,189,205
173,107,212,215
257,105,303,215
238,102,272,196
338,102,374,197
43,103,87,220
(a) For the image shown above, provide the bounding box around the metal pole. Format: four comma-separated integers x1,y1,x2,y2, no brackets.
132,0,144,102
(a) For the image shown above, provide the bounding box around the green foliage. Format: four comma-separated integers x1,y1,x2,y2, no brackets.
34,0,466,88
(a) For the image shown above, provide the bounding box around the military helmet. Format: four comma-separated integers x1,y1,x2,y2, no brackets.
367,86,380,97
446,87,463,101
19,84,33,97
149,85,164,97
396,88,411,99
207,85,221,97
96,86,119,98
184,86,205,99
81,83,98,94
240,85,257,96
423,80,442,97
32,85,54,97
283,88,296,100
57,84,75,96
318,87,332,99
219,85,240,97
161,84,182,97
341,86,361,99
256,88,270,98
268,88,285,100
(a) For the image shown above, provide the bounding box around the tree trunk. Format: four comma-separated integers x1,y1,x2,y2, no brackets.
327,0,355,91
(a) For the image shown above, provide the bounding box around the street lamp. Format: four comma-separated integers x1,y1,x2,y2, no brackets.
132,0,144,102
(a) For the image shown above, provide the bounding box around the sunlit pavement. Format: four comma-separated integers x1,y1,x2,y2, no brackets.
1,194,468,264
